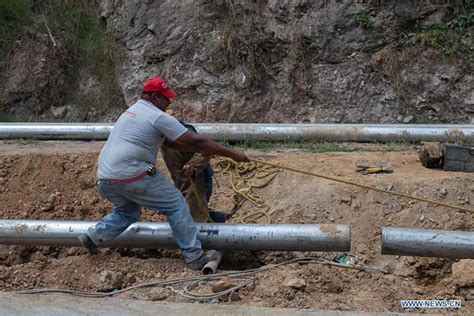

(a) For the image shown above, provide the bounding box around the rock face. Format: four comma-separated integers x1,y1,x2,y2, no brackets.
1,40,66,118
97,0,473,123
1,1,472,123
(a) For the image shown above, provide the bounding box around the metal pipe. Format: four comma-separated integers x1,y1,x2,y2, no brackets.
0,220,350,252
0,123,472,143
202,251,223,275
381,227,474,259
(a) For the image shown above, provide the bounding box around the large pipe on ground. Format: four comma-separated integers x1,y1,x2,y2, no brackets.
382,227,474,259
0,123,472,143
0,220,350,252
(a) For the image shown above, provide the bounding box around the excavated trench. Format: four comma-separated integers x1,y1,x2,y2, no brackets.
0,140,472,312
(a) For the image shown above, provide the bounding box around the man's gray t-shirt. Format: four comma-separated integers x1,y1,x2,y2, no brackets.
97,99,187,179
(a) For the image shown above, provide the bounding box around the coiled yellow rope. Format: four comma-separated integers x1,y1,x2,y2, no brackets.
214,157,282,223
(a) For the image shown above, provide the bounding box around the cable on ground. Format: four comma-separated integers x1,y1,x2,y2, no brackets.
15,256,387,301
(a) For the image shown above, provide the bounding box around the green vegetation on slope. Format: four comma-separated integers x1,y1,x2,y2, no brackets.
0,0,122,121
398,0,473,57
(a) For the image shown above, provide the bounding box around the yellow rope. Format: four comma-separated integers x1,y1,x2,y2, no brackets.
214,158,283,223
249,158,474,214
188,178,209,215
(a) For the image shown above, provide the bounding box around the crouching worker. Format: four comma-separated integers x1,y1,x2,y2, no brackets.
79,76,249,270
161,119,228,223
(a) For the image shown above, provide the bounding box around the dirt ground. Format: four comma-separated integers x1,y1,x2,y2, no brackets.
0,140,472,313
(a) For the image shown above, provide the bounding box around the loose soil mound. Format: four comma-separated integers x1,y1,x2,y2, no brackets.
0,141,472,312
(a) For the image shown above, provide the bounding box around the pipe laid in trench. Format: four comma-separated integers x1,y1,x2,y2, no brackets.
0,123,472,143
0,220,351,252
381,227,474,259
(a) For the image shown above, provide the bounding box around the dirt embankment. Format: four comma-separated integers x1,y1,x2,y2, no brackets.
0,141,473,312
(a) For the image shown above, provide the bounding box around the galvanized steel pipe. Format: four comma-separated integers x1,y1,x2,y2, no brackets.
202,251,223,275
382,227,474,259
0,220,350,252
0,123,472,142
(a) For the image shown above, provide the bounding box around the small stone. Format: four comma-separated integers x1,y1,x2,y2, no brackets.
324,276,344,293
50,106,69,118
0,170,7,177
284,277,306,289
147,287,168,301
452,260,474,287
46,194,61,210
406,257,417,265
463,288,474,301
99,270,123,289
338,197,352,205
229,292,241,301
439,187,448,196
79,178,96,190
413,287,424,295
419,214,425,222
212,278,236,293
383,274,396,283
285,290,296,301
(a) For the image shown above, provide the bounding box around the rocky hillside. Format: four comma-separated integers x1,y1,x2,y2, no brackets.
1,0,473,123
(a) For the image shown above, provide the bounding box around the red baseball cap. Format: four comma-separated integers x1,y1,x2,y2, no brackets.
143,76,177,98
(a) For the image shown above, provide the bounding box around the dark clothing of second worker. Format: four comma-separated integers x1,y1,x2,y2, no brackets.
161,142,213,222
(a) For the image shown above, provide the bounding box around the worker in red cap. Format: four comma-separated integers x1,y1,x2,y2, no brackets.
79,76,249,270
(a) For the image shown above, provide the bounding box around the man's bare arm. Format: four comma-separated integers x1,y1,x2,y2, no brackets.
169,130,249,162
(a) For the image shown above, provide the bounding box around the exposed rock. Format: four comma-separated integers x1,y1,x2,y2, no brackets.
95,1,471,124
452,260,474,288
322,274,344,293
212,278,236,293
413,287,425,295
1,40,65,117
0,2,471,124
98,271,123,290
402,115,414,123
37,193,59,212
146,287,169,301
283,277,306,290
461,288,474,301
79,177,97,190
0,266,9,281
228,292,241,301
50,106,69,119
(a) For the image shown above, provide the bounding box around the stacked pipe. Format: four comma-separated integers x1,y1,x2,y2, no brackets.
381,227,474,259
0,123,472,142
0,221,473,258
0,220,351,252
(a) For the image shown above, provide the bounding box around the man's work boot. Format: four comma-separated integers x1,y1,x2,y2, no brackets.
209,211,228,223
186,250,219,270
78,233,98,255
